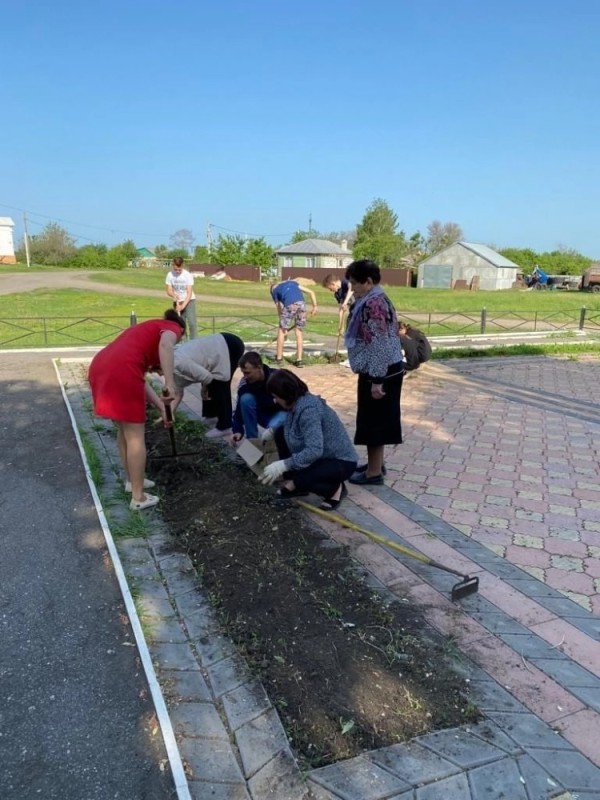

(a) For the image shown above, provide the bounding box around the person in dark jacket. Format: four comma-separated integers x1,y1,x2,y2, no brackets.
230,352,287,442
322,274,354,325
259,370,357,510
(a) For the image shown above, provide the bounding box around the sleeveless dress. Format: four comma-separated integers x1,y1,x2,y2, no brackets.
88,319,183,423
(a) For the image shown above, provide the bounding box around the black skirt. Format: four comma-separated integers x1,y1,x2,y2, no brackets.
354,362,403,446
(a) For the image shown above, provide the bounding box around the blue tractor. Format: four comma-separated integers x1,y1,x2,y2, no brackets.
527,266,552,289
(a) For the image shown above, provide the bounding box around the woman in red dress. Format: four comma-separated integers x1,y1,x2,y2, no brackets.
89,309,185,510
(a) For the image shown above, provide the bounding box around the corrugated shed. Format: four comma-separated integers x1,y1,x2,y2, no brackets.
457,242,519,268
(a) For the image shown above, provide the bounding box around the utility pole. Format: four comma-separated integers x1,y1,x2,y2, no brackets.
23,212,31,267
206,222,213,254
308,212,312,234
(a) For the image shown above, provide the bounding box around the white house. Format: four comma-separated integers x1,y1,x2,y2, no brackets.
0,217,16,264
417,241,519,290
276,238,353,270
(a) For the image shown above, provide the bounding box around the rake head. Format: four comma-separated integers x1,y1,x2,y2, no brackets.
451,575,479,601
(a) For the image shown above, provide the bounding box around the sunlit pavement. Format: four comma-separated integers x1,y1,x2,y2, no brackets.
43,351,600,799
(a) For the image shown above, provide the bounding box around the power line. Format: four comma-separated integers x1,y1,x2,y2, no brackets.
1,201,298,243
0,202,172,239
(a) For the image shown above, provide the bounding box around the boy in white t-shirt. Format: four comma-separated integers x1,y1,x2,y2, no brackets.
165,257,197,339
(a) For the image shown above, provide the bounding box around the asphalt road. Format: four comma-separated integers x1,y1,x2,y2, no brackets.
0,352,176,799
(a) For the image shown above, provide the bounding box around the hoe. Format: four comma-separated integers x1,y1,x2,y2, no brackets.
298,501,479,601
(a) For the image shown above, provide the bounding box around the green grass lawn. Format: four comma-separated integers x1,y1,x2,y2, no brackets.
88,268,600,314
2,267,600,348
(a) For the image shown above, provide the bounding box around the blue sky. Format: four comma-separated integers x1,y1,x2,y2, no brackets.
3,0,600,256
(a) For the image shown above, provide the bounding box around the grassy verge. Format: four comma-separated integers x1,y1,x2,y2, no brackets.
433,341,600,359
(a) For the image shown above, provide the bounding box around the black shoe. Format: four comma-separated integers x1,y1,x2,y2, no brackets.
355,463,387,476
349,471,384,486
294,360,304,368
274,359,284,366
320,483,348,511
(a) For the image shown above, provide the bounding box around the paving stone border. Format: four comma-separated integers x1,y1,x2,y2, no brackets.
58,358,600,800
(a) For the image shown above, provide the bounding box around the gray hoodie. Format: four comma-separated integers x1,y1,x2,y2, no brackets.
173,334,230,389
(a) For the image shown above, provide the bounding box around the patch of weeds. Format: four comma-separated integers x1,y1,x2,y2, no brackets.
79,429,104,487
111,512,149,539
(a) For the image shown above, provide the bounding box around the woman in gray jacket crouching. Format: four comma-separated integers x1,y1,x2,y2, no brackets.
259,370,357,510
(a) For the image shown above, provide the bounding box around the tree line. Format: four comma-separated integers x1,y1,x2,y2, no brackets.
15,200,595,276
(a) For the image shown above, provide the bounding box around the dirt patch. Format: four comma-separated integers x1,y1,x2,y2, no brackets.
147,422,478,769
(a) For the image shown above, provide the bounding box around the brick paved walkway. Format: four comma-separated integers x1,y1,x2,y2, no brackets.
58,354,600,799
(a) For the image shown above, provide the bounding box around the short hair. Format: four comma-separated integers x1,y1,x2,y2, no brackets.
239,351,263,369
322,274,337,287
163,308,186,330
266,369,308,404
172,256,184,267
345,259,381,285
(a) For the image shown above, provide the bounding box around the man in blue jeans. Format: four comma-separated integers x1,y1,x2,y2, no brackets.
230,352,288,443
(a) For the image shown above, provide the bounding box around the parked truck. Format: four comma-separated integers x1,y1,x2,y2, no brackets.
581,263,600,293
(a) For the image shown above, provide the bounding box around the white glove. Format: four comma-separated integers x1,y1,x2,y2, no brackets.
259,460,287,485
260,427,274,442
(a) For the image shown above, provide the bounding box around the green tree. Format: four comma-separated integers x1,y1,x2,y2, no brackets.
498,248,538,272
193,244,213,263
154,244,169,258
120,239,138,260
26,222,77,265
104,243,132,270
289,229,322,244
498,247,592,276
213,234,247,265
353,198,409,267
66,244,108,268
245,237,275,268
166,247,190,261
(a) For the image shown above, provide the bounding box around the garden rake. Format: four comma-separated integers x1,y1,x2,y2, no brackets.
297,501,479,601
148,390,205,460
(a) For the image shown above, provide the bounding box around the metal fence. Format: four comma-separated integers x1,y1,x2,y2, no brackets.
1,308,599,349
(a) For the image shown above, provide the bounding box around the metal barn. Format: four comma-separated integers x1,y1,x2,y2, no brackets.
417,241,519,290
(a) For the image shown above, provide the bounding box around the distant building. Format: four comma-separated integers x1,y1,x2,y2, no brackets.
276,238,353,270
130,247,167,268
417,241,519,290
136,247,156,259
0,217,16,264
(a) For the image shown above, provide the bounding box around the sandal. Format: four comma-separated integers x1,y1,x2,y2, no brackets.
129,493,160,511
320,483,348,511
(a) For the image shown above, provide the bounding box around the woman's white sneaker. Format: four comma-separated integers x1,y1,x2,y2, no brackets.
125,478,156,492
129,493,160,511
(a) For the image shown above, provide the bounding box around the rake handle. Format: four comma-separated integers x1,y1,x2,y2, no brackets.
297,500,468,580
162,388,177,456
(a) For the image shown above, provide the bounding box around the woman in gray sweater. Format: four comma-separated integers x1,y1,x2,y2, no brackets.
259,370,357,510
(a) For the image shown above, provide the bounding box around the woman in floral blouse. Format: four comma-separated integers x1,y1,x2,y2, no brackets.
344,259,404,485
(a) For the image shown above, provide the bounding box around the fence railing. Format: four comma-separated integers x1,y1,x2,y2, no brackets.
0,308,599,349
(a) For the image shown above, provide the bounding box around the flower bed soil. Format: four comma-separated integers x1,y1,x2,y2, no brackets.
147,424,478,769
